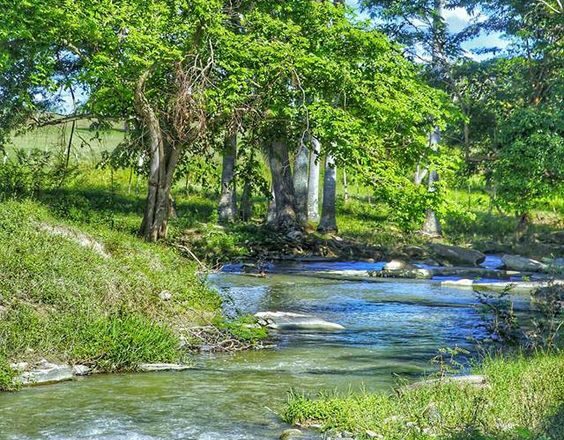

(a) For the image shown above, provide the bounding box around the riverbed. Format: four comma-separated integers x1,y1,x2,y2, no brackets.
0,262,512,439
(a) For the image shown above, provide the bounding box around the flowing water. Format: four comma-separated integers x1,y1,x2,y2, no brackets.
0,261,515,440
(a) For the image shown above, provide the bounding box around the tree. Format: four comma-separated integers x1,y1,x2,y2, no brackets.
318,154,338,233
360,0,477,235
218,133,238,223
307,137,322,222
293,139,309,225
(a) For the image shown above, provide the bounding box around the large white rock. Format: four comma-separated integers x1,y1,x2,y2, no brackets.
255,311,344,331
383,259,413,271
441,279,474,288
18,360,73,386
502,254,547,272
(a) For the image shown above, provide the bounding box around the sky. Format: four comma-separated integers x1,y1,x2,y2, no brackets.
348,0,509,61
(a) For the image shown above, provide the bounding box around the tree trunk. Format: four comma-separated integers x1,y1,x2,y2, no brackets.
343,168,349,203
293,139,309,225
516,212,529,242
267,137,299,231
135,72,181,242
218,133,237,224
318,154,338,233
307,137,321,222
414,162,428,185
240,180,252,221
420,128,442,237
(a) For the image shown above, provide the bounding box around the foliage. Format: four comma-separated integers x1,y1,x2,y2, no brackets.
475,281,563,351
0,354,18,392
284,351,564,439
492,106,564,215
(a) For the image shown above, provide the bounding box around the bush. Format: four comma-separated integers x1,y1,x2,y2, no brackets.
0,353,18,392
0,149,77,198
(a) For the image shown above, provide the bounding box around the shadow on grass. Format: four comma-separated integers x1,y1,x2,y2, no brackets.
36,186,219,234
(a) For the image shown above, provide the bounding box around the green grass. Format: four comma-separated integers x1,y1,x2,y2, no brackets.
6,119,126,162
0,198,229,390
284,351,564,440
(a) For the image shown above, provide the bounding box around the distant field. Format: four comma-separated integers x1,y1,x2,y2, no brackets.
7,119,126,162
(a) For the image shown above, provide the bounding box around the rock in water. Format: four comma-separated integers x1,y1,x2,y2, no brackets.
441,279,474,288
372,262,432,279
18,360,73,386
138,363,192,372
255,311,344,331
383,259,412,271
280,428,303,439
429,244,486,267
502,254,547,272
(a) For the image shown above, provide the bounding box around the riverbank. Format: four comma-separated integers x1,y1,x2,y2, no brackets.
0,200,265,391
284,351,564,440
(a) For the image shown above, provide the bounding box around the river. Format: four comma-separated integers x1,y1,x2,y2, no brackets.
0,261,509,439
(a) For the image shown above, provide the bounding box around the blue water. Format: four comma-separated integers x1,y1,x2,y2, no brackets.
0,264,498,440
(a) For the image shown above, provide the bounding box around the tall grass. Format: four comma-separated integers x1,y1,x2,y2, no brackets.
0,199,224,390
284,351,564,439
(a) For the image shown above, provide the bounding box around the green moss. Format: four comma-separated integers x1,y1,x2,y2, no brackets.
284,352,564,440
215,315,269,343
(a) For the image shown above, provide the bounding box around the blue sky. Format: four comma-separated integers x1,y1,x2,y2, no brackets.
348,0,509,61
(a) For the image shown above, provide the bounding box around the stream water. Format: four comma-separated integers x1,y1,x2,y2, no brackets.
0,261,512,440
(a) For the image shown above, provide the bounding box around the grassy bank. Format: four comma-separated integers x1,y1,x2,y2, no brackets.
0,199,263,391
284,352,564,440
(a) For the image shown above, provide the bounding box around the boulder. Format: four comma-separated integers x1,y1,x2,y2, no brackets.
383,259,412,271
502,254,547,272
473,280,564,294
159,290,173,301
18,360,73,386
429,244,485,267
255,311,344,331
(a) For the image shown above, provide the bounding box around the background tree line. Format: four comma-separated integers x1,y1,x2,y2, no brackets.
0,0,561,243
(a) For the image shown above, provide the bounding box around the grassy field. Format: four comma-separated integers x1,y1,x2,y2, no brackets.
284,351,564,440
6,119,126,162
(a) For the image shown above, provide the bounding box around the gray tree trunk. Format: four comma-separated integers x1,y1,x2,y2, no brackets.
307,137,321,222
135,71,180,242
342,168,349,203
266,187,276,225
318,154,338,233
420,0,445,237
421,128,442,237
267,138,299,231
218,133,237,224
293,140,309,225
